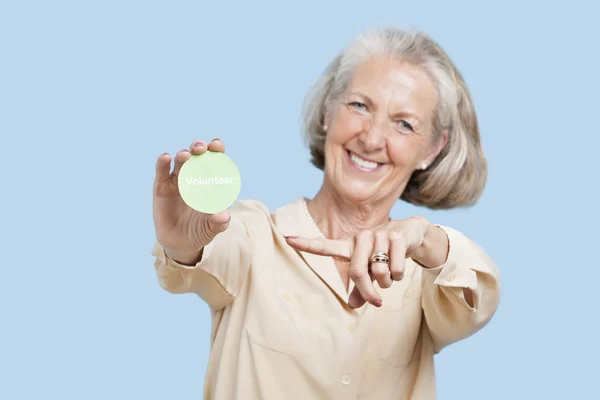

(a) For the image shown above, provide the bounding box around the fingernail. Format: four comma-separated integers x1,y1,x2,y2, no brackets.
284,236,298,239
373,299,382,307
194,141,205,148
213,138,221,142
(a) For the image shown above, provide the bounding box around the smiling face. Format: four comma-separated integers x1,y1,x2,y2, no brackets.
322,54,447,205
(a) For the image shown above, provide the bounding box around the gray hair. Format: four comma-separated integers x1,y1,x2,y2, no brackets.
301,26,487,209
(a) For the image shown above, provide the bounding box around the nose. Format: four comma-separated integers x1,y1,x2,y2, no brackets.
358,117,386,152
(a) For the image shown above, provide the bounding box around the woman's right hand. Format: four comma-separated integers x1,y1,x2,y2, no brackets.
152,138,231,265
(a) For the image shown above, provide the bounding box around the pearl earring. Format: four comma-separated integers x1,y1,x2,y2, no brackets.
323,124,328,131
421,163,428,170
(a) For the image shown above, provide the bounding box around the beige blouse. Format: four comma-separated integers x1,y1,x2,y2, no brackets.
151,197,501,400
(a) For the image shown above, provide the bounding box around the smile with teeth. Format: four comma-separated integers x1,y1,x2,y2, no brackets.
348,150,381,171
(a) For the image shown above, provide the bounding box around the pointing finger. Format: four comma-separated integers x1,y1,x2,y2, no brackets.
285,236,352,260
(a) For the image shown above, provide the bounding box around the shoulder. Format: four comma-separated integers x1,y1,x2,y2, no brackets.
230,198,272,215
228,198,283,234
229,197,304,237
230,198,303,219
229,199,272,227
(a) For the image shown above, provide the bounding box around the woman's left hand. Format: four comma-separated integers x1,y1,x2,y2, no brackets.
286,216,437,309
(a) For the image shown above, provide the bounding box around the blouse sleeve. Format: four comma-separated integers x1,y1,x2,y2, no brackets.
151,199,268,311
420,226,501,353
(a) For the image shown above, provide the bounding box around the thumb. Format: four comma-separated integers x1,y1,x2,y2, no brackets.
204,209,231,238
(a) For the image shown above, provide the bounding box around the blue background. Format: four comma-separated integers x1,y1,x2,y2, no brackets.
1,0,598,398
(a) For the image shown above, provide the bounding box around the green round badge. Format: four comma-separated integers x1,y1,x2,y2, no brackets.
178,151,241,214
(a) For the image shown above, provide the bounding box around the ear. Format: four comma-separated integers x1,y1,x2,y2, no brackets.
423,129,449,167
323,108,331,130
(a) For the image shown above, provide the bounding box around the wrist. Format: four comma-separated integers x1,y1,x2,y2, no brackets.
411,222,449,269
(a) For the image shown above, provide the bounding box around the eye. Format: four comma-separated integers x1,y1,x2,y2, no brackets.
348,101,367,111
397,120,414,133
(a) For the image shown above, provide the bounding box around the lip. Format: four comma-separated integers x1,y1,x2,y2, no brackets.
345,149,384,172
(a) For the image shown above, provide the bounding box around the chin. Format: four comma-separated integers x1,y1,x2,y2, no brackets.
333,180,381,204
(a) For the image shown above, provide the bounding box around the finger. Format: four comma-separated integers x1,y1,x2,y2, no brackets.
389,231,407,281
285,237,352,260
207,138,225,153
172,149,192,177
155,153,172,184
189,140,208,155
206,209,231,224
348,230,381,308
371,231,392,289
205,209,231,235
348,273,375,309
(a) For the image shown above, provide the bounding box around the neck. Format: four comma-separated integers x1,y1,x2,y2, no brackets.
307,180,398,240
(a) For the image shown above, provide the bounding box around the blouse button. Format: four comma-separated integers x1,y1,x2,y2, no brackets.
342,375,351,385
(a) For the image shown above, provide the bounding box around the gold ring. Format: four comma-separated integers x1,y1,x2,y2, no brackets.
370,251,390,264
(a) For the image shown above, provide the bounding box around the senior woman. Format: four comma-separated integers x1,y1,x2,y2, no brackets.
151,26,500,400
